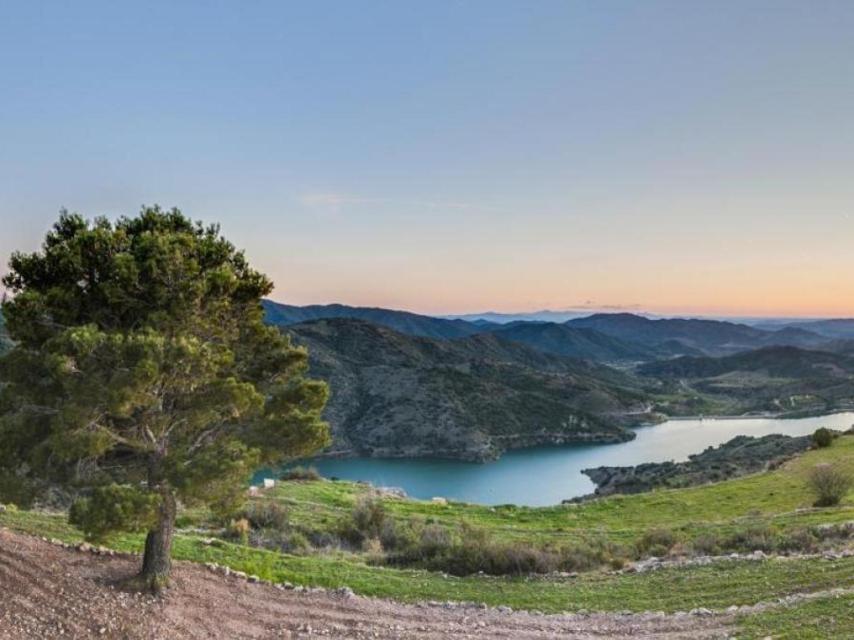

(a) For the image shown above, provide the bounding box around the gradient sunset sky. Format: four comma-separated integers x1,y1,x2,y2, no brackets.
2,1,853,317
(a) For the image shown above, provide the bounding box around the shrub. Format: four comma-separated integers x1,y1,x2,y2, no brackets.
775,528,819,553
280,466,322,481
384,523,619,576
812,428,835,449
340,497,389,546
228,518,251,545
636,528,678,557
0,473,35,509
808,463,853,507
243,501,289,530
723,524,775,552
690,533,721,556
281,530,311,554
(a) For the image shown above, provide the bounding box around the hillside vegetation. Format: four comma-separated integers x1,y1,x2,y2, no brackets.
641,346,854,415
286,318,658,460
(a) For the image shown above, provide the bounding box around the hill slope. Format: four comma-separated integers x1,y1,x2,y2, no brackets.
263,300,490,339
776,318,854,339
486,321,658,362
287,318,656,460
640,346,854,415
567,313,828,356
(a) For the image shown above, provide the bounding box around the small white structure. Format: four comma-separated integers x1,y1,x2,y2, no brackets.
431,497,448,505
263,478,276,489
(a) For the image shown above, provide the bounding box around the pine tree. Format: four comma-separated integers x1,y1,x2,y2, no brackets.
0,207,329,591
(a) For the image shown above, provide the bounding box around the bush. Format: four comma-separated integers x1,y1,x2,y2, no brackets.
228,518,251,545
690,533,721,556
723,524,775,552
775,528,819,553
0,473,35,509
242,501,289,530
280,466,322,481
808,463,853,507
256,529,312,555
383,522,621,576
340,497,389,546
636,528,678,557
812,428,835,449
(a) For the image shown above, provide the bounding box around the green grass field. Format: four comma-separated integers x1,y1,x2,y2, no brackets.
737,592,854,639
2,507,853,617
1,434,852,636
265,434,854,546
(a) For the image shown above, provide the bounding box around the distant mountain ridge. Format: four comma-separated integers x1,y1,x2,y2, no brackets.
285,318,658,461
566,313,828,356
485,322,658,362
768,319,854,340
444,310,603,324
262,300,492,339
266,302,832,362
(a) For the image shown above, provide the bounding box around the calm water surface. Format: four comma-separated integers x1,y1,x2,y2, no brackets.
282,413,854,506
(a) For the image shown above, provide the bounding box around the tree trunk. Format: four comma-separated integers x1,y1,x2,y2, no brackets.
139,488,176,593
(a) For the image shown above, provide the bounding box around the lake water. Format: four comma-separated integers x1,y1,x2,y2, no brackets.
278,413,854,506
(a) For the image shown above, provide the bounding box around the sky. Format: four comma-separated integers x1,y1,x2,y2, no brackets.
1,1,853,318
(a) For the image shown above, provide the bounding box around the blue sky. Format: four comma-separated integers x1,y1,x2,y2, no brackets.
2,1,853,316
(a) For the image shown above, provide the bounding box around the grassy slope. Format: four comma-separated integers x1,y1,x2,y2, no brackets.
1,436,852,632
2,508,853,616
737,593,854,640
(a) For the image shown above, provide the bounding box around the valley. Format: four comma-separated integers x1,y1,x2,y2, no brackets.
262,300,854,463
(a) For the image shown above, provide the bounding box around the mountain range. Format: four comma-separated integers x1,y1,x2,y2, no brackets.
261,300,490,339
565,313,829,356
756,319,854,340
264,300,835,361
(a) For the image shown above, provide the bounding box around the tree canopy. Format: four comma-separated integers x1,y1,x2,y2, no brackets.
0,207,329,589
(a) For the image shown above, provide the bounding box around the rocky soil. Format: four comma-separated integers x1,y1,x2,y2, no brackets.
0,528,737,639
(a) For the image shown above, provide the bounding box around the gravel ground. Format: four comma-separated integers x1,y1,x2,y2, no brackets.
0,528,736,639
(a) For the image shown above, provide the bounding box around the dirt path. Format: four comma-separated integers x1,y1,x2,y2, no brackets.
0,529,735,639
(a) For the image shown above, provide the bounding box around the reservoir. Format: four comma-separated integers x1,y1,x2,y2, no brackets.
276,413,854,506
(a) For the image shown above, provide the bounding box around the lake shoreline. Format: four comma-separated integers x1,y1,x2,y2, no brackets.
311,409,853,464
271,412,854,506
664,406,854,423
